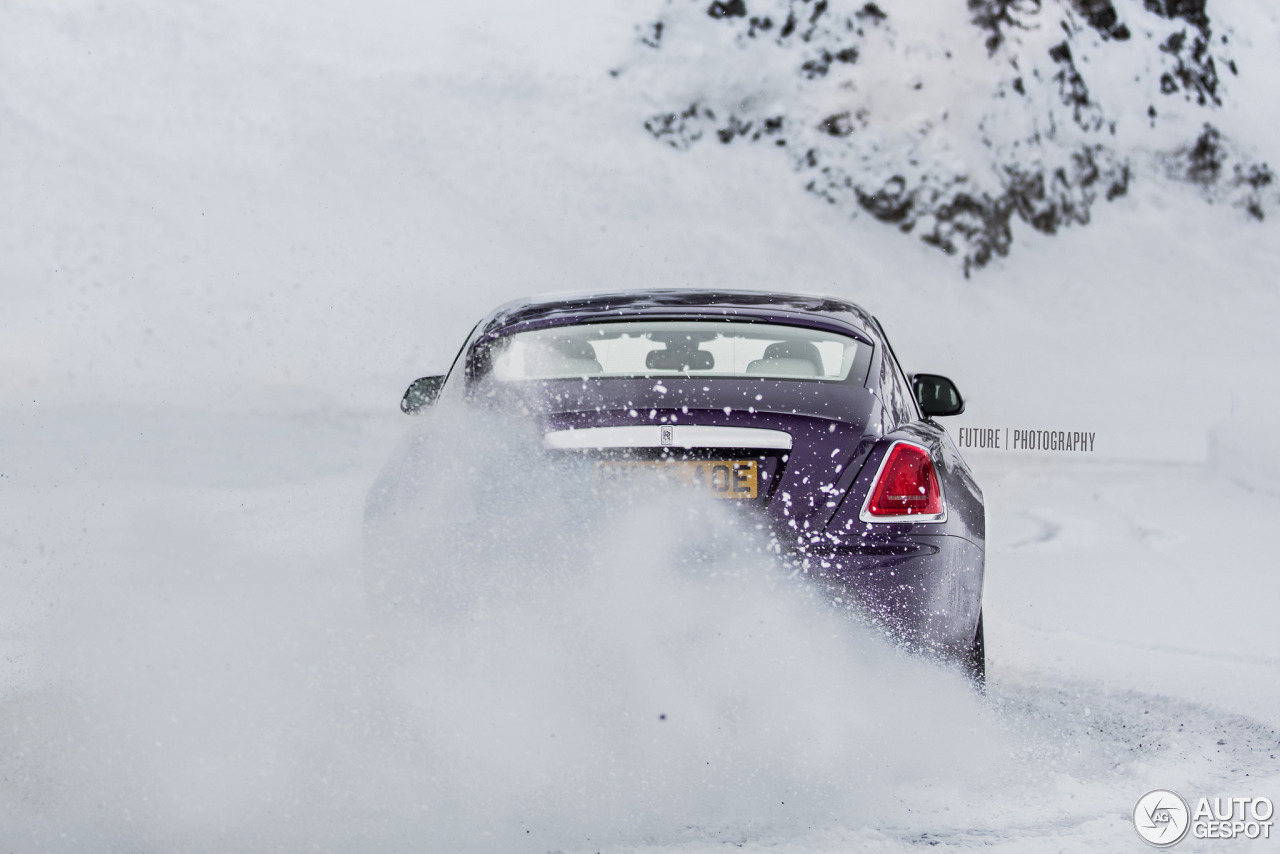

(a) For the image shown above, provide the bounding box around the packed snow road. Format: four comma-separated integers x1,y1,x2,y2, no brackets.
0,406,1274,852
3,2,1279,849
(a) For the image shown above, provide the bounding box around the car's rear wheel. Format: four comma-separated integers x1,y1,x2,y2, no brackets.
966,610,986,689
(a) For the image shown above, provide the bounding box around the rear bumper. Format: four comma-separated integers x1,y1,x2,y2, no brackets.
794,534,984,656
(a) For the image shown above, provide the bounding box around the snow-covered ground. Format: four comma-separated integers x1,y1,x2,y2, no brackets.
2,1,1278,850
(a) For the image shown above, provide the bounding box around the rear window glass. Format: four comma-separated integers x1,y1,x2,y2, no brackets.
484,320,868,382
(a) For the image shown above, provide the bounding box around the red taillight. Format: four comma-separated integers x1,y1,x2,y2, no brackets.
863,442,944,520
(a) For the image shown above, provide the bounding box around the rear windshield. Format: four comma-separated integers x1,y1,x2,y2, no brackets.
483,320,869,383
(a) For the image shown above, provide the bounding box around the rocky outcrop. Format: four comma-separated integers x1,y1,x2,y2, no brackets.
621,0,1274,273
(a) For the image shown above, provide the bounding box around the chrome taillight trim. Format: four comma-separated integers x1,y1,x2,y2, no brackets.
543,425,792,450
857,439,948,524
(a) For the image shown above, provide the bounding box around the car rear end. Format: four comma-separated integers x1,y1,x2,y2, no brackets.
373,291,983,670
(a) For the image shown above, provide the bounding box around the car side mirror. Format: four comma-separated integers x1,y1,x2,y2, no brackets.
912,373,965,417
401,375,446,414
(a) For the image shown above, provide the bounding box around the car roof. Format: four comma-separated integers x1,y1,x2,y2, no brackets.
477,289,878,340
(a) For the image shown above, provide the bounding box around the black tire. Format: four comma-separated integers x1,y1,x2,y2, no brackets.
966,611,986,690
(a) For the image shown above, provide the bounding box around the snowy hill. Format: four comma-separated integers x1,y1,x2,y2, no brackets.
622,0,1276,271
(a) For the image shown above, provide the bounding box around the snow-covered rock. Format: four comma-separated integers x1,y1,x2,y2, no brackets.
621,0,1276,272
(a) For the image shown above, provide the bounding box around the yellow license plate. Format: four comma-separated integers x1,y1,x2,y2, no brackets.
594,460,758,499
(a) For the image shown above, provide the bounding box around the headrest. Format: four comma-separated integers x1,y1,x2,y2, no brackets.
646,349,715,371
762,340,823,368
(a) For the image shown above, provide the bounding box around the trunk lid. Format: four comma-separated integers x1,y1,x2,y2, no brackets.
507,376,882,538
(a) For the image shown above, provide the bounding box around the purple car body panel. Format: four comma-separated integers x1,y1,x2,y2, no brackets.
389,289,985,659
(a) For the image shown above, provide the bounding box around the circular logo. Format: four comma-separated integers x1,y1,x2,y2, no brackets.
1134,789,1191,847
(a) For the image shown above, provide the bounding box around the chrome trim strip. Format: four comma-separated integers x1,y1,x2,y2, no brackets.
543,425,792,450
857,439,948,524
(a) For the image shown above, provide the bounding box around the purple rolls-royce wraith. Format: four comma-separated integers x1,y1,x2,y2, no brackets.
372,290,985,681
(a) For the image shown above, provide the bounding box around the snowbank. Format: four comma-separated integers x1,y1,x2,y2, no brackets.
1209,413,1280,498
